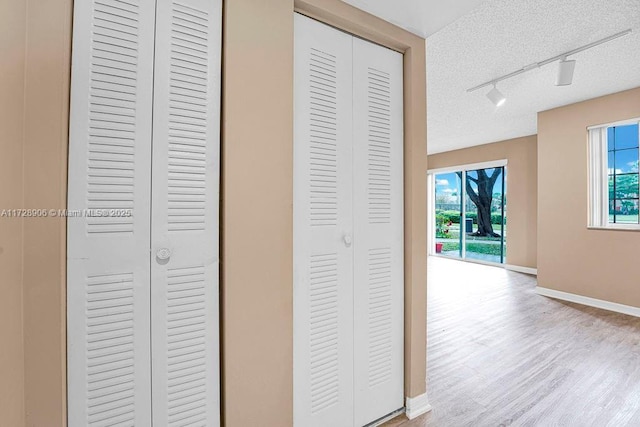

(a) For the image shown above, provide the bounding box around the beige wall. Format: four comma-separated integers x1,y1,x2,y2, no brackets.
428,135,538,269
22,1,72,425
0,0,26,425
222,1,295,425
538,87,640,307
1,0,71,425
223,0,427,425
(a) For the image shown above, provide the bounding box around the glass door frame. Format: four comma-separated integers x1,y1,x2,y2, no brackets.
428,159,508,265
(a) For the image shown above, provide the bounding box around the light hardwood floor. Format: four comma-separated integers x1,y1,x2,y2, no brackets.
385,256,640,427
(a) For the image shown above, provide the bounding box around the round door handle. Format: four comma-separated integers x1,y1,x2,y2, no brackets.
343,234,352,247
156,248,172,261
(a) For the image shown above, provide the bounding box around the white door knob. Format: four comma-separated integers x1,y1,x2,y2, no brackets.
343,233,352,247
156,248,172,260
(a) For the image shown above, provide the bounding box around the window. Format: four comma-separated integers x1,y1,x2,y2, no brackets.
588,120,640,228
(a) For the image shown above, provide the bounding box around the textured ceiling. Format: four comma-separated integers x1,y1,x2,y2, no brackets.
427,0,640,154
342,0,487,37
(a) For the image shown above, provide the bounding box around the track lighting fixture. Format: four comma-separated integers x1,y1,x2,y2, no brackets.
556,57,576,86
486,84,506,107
467,29,632,105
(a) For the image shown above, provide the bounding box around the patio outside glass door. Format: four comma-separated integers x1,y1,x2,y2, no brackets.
433,166,506,264
434,172,463,258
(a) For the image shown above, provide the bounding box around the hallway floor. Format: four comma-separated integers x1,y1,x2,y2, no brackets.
386,257,640,427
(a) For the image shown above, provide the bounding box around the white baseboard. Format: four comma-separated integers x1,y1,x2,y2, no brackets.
405,392,432,420
536,287,640,318
505,264,537,275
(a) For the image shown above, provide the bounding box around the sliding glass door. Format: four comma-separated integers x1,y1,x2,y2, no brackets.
464,167,505,263
432,165,507,264
434,172,462,258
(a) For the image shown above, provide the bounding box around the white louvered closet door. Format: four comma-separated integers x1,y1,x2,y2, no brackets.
69,0,221,425
151,0,221,425
67,0,156,425
294,13,404,427
352,38,404,426
293,14,355,427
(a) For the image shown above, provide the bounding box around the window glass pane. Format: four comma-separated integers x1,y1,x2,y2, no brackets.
614,149,639,173
608,127,615,151
615,124,639,150
464,167,505,265
608,151,614,173
609,199,616,222
615,174,639,198
603,124,640,225
608,175,615,199
614,199,639,224
435,172,462,259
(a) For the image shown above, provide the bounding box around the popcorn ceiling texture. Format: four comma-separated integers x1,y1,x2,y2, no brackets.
342,0,486,38
427,0,640,154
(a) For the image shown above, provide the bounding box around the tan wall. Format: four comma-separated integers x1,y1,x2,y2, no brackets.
223,0,427,425
222,1,295,425
538,87,640,307
0,0,72,426
0,0,26,425
428,135,538,269
22,1,72,425
1,0,71,425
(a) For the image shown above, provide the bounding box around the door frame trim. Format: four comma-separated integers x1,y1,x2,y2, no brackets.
428,158,508,175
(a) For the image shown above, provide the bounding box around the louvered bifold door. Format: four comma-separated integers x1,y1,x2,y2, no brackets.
67,0,156,425
352,37,404,427
150,0,222,425
293,14,355,427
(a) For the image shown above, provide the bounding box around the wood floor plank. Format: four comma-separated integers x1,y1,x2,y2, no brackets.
384,257,640,427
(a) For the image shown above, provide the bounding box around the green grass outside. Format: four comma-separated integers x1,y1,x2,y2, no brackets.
439,224,504,241
441,242,504,256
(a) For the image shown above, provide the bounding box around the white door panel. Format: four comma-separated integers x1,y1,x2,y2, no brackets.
67,0,156,425
151,0,222,425
294,13,355,427
352,37,404,426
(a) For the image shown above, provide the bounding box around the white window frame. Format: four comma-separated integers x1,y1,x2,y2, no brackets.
587,117,640,231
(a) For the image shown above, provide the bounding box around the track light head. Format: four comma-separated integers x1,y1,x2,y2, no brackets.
486,85,506,107
556,58,576,86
